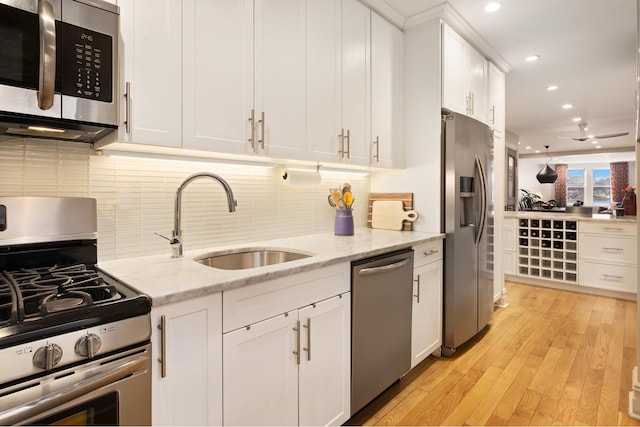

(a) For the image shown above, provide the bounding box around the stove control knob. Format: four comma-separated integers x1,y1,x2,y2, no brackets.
33,344,63,370
75,333,102,358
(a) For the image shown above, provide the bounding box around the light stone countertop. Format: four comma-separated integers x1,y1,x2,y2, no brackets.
99,228,444,307
504,211,637,223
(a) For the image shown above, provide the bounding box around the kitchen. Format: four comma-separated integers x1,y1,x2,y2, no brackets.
0,0,638,426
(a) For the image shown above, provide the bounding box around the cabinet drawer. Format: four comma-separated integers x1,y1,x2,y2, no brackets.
222,263,349,333
579,260,637,294
413,239,443,267
579,234,637,264
579,221,636,236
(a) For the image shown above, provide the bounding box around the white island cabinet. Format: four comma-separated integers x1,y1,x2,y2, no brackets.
222,263,351,426
151,293,222,426
411,240,443,368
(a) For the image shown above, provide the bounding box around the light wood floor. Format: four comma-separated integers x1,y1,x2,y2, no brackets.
348,281,640,426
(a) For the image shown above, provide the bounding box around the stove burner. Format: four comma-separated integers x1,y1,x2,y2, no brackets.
0,263,122,325
41,291,92,314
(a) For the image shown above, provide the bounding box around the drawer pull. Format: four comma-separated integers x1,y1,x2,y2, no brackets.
602,247,624,252
602,274,624,280
602,227,624,232
424,249,439,256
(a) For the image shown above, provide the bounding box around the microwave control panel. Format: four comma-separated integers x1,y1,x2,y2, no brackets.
61,22,113,103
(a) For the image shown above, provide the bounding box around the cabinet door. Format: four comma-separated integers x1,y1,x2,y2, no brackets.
466,46,487,122
371,12,404,168
340,0,371,165
223,313,298,426
411,260,443,368
488,62,505,131
306,0,342,162
298,294,351,426
182,0,253,154
117,0,181,147
254,0,306,160
441,24,467,116
151,294,222,426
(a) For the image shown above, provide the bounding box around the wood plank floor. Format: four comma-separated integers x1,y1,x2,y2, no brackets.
347,281,640,426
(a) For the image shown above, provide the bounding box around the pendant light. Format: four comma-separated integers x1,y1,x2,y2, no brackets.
536,145,558,184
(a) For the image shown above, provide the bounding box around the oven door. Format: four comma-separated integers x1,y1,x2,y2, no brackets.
0,0,62,118
0,344,151,426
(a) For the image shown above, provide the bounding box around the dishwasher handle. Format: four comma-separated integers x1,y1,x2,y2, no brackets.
357,258,411,277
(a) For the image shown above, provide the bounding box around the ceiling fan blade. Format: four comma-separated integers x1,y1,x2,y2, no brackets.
593,132,629,139
555,136,587,141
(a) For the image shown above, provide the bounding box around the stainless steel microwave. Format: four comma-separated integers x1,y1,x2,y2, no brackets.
0,0,118,142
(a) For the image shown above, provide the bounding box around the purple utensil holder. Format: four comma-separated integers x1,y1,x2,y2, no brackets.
334,209,354,236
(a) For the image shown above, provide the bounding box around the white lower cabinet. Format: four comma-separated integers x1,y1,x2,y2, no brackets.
411,240,443,368
223,294,351,426
222,263,351,426
151,293,222,426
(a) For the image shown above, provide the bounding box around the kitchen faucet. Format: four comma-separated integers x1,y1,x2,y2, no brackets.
169,172,237,258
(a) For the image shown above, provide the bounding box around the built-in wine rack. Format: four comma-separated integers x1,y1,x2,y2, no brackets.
517,218,578,283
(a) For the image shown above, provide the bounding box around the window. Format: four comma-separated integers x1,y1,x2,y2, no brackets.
592,168,611,205
566,169,584,205
566,166,611,206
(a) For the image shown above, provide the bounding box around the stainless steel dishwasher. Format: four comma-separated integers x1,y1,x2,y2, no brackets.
350,248,414,415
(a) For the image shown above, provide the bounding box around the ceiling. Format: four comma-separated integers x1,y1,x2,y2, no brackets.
380,0,637,159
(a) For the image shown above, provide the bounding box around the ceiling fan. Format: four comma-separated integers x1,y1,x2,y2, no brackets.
555,123,629,142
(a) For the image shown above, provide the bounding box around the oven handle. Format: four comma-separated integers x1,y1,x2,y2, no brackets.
0,354,148,426
37,0,56,110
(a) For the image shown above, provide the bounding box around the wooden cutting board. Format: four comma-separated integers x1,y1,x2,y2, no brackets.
368,193,415,231
371,200,419,231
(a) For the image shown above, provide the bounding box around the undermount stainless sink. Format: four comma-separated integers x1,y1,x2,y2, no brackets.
194,248,313,270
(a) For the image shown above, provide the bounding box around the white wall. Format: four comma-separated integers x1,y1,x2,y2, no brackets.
0,139,370,262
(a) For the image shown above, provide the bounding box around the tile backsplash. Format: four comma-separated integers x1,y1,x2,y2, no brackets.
0,139,370,261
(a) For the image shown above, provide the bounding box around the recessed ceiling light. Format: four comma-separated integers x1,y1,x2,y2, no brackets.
572,117,582,122
546,85,558,91
525,146,531,150
596,145,602,149
484,2,501,12
591,140,598,144
525,55,540,62
562,104,573,109
535,150,540,153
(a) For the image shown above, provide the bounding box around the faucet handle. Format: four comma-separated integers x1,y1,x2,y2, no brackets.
154,232,171,242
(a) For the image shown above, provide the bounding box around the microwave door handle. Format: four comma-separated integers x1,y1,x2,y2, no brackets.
37,0,56,110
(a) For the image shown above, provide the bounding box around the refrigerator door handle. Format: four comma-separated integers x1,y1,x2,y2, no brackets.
474,155,488,245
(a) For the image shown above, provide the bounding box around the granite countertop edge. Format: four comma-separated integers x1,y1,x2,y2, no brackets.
99,229,444,307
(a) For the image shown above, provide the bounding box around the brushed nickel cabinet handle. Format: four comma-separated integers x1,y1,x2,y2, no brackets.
258,111,265,149
292,320,301,365
248,109,256,152
602,274,624,280
124,82,131,134
344,129,350,159
413,275,421,303
373,136,380,162
338,128,345,157
303,317,311,361
158,315,167,378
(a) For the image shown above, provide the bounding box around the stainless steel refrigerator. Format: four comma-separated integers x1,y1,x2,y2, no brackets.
441,109,494,357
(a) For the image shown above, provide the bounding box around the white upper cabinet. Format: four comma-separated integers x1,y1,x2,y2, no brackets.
340,0,371,166
117,0,182,147
306,0,342,163
182,0,253,154
254,0,307,160
370,12,404,168
442,23,488,124
488,62,506,132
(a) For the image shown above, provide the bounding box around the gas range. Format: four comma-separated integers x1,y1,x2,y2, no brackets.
0,197,151,425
